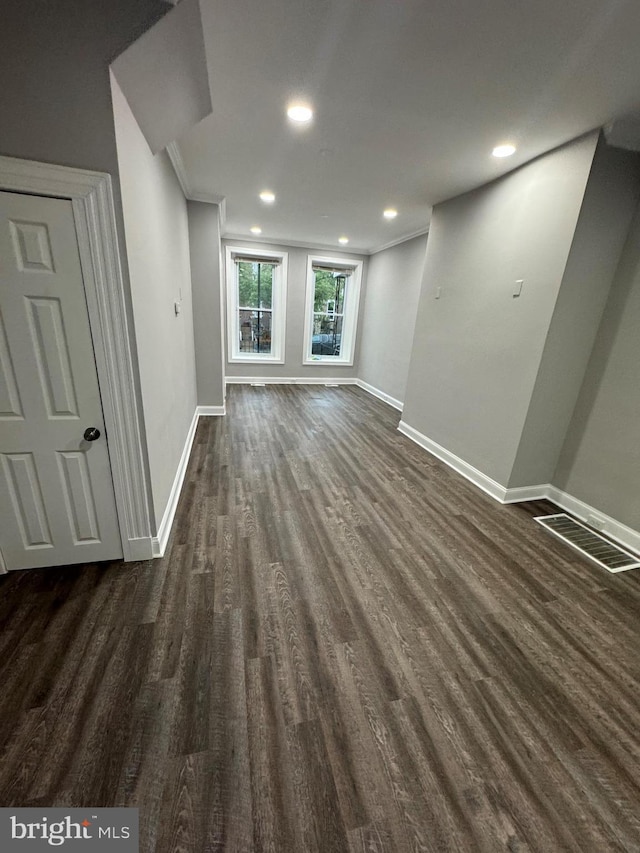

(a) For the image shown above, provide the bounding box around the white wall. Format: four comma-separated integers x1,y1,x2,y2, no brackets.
358,234,428,405
402,132,598,486
188,201,225,406
0,0,165,176
112,75,197,532
509,139,640,487
0,0,169,527
554,200,640,530
111,0,211,155
223,239,368,379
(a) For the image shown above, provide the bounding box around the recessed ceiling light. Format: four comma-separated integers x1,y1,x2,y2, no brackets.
338,236,349,244
259,191,275,203
492,143,516,158
383,208,398,220
287,103,313,123
250,226,262,235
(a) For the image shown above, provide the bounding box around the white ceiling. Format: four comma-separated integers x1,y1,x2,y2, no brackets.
172,0,640,253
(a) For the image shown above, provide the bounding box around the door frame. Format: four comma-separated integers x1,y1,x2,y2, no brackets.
0,155,153,564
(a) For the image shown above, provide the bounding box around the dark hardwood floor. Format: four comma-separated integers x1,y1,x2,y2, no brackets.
1,385,640,852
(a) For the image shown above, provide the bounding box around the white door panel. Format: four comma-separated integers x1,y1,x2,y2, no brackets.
0,191,122,570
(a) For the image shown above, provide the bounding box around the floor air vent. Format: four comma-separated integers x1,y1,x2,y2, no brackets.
534,513,640,573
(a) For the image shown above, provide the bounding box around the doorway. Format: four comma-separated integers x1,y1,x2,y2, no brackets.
0,156,153,569
0,190,122,569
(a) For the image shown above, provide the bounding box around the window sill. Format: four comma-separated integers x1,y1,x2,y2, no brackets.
303,357,354,367
230,354,285,364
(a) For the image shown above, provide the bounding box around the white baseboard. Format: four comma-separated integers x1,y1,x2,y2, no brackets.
151,403,226,559
398,420,510,502
197,404,226,416
356,379,403,411
397,419,640,557
546,485,640,557
125,536,154,561
225,378,401,416
150,396,640,562
225,376,358,385
152,404,226,557
502,485,549,503
152,409,200,558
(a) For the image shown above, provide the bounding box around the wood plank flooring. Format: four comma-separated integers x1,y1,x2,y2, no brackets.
1,385,640,852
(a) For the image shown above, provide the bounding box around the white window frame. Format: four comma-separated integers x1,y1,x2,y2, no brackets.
225,245,288,364
303,255,363,366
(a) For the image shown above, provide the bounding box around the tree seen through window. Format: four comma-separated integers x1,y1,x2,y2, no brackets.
237,261,274,353
311,270,347,356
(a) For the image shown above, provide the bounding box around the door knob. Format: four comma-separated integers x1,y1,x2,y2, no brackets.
83,427,101,442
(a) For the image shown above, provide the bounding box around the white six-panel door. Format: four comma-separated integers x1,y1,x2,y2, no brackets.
0,190,122,570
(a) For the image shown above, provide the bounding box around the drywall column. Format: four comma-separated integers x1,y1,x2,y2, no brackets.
508,140,640,488
188,201,225,407
402,132,599,486
553,200,640,531
110,0,211,154
0,0,169,530
112,76,198,533
358,234,428,406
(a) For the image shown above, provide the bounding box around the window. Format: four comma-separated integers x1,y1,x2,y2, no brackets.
225,246,287,363
303,255,363,365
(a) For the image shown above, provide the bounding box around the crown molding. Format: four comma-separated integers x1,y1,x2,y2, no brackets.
222,227,429,256
217,197,226,229
166,141,191,196
188,190,225,205
369,226,430,255
166,141,226,217
166,142,424,253
221,232,370,255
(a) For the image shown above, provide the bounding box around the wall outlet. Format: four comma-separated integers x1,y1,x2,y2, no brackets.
513,279,524,298
174,300,181,316
435,286,442,299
